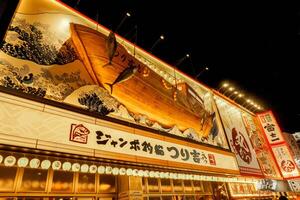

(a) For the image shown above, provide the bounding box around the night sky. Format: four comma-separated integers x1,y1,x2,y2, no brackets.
61,0,300,133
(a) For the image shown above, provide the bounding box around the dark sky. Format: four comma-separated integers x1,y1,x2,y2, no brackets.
61,0,300,133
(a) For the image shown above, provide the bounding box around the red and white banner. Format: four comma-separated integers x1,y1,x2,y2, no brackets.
257,111,299,178
215,97,262,176
257,112,284,145
272,145,299,178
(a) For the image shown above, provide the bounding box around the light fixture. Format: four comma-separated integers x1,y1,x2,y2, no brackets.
62,162,72,171
223,87,235,95
228,91,239,98
52,160,61,170
119,168,126,175
81,164,89,173
30,158,40,168
41,160,51,169
126,168,133,176
17,157,29,167
72,163,80,172
233,93,244,101
4,156,16,166
112,167,120,175
97,166,105,174
150,34,165,52
218,83,229,92
89,165,97,173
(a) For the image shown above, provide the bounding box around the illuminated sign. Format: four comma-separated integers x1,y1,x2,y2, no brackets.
257,112,284,145
257,111,299,178
0,91,240,174
215,97,262,176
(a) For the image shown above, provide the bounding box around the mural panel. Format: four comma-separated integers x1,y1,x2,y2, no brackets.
0,0,228,149
215,96,262,176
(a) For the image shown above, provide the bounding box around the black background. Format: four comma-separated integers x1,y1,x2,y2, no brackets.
61,0,300,132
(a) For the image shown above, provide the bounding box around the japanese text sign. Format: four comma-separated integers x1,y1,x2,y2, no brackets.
257,112,284,145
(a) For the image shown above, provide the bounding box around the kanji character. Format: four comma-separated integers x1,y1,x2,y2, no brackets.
180,148,190,161
190,150,200,163
167,146,179,159
155,145,164,156
119,138,128,148
200,152,208,164
142,141,153,154
264,123,275,132
130,140,140,151
96,131,111,145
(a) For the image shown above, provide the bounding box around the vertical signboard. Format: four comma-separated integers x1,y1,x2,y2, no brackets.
242,113,281,179
215,96,262,176
283,132,300,168
272,145,299,178
257,111,284,145
257,111,299,178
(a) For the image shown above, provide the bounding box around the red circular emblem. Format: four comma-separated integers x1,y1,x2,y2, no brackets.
281,160,295,172
231,128,252,164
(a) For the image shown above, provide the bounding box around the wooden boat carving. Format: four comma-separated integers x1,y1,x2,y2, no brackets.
70,23,214,137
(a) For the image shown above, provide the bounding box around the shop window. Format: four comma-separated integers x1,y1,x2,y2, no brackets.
51,170,74,192
99,175,116,193
183,180,193,193
78,173,95,193
147,178,159,193
193,181,203,193
0,166,17,192
19,168,47,192
173,180,183,192
161,179,172,192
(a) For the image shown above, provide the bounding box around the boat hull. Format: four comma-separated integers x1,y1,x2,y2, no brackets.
70,23,213,137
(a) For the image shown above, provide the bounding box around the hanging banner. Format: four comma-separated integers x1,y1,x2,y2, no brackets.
257,111,299,178
215,96,262,176
272,145,299,178
242,113,281,179
257,111,284,145
282,132,300,168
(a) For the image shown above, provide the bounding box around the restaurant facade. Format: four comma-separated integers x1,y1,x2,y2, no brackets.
0,0,298,199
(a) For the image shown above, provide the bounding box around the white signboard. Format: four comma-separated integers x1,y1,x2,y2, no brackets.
257,112,284,145
215,97,262,176
272,145,299,178
288,179,300,192
0,94,239,173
